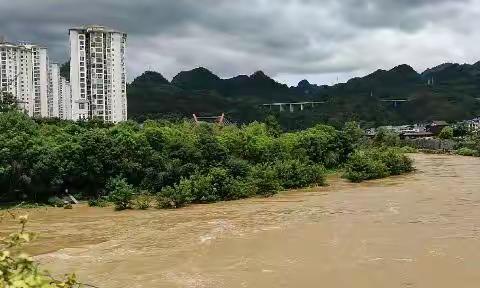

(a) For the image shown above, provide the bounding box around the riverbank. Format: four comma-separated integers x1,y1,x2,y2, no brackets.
2,154,480,287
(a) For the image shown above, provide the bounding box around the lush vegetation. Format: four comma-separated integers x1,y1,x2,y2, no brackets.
124,61,480,130
455,130,480,156
1,108,384,207
1,84,417,208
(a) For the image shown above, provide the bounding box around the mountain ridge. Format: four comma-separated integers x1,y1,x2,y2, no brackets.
128,61,480,128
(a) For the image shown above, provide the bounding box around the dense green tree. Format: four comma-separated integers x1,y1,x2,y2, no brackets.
264,115,282,137
439,126,454,139
0,91,20,113
373,128,401,147
0,110,412,205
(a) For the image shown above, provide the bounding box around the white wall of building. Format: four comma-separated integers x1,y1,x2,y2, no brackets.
23,44,50,118
20,47,35,116
61,78,72,120
110,32,128,122
69,25,127,123
38,47,49,118
0,42,37,116
49,63,60,118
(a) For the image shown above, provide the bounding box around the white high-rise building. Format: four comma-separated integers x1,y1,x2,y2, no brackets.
48,63,60,117
23,44,50,118
48,63,72,119
61,77,72,120
1,37,71,119
0,40,34,115
69,25,127,122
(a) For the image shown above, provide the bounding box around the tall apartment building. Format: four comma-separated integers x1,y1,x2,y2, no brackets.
1,37,72,119
48,63,60,117
24,44,50,118
22,44,50,117
69,25,127,122
61,77,72,120
0,39,35,116
48,63,72,119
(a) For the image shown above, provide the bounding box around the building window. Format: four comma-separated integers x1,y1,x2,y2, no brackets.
79,103,85,109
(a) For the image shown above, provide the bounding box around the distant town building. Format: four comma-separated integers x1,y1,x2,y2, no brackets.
426,121,448,135
461,117,480,131
69,25,127,122
367,123,436,139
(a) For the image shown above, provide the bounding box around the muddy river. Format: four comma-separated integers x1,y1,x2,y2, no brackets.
2,154,480,287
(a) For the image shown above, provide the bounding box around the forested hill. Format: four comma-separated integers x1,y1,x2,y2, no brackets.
127,62,480,129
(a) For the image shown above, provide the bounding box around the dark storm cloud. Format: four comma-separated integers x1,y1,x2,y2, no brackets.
337,0,470,31
1,0,478,85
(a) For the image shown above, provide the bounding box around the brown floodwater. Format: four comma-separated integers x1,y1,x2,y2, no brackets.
2,154,480,287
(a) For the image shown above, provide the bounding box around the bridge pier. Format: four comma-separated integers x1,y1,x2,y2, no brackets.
260,101,326,112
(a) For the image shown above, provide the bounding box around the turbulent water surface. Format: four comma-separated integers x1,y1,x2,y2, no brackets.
2,154,480,287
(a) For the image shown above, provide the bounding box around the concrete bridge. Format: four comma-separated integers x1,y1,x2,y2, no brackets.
379,99,410,108
260,101,326,112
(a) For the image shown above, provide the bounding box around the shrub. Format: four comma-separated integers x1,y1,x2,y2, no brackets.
439,126,454,140
343,152,389,182
373,128,401,147
189,168,257,203
207,167,245,201
273,159,326,189
107,178,135,210
399,146,417,153
296,125,342,168
379,149,414,176
134,192,151,210
47,196,64,207
156,179,193,209
343,149,414,182
224,157,251,178
88,198,109,207
249,164,282,196
188,173,217,203
456,147,477,156
228,178,258,199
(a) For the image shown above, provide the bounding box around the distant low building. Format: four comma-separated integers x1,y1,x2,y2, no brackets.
461,117,480,131
426,121,448,135
367,123,437,139
400,131,434,139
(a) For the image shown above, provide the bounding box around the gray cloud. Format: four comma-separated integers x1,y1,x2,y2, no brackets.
1,0,479,85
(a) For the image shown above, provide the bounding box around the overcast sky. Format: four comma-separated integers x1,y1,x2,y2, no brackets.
1,0,479,86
